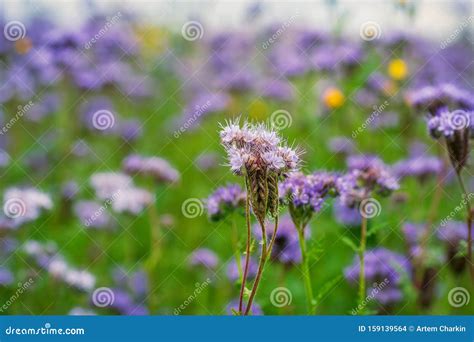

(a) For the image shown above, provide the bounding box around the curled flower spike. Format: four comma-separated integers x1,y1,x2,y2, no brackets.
427,107,472,172
220,119,301,223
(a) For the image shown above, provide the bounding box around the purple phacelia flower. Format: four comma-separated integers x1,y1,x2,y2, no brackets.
328,136,355,155
345,248,410,305
333,199,361,227
74,200,112,229
426,107,472,172
337,155,399,207
205,184,246,221
189,248,219,269
392,155,443,182
280,171,338,228
2,187,53,225
122,154,179,184
0,267,14,286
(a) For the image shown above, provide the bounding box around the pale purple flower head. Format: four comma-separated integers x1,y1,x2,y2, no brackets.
428,107,471,139
90,171,153,215
280,171,338,213
74,200,112,229
220,119,300,176
189,248,219,269
111,187,153,215
122,154,179,183
2,187,53,225
328,136,355,155
0,267,14,286
205,184,246,221
392,155,443,181
259,79,295,102
333,199,361,227
337,155,399,207
195,153,219,172
345,248,410,305
90,172,132,200
437,221,469,246
426,107,472,171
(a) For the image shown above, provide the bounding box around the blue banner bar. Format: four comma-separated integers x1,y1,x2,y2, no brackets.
0,316,472,341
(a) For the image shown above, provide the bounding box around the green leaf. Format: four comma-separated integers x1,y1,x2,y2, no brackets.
314,274,343,306
341,236,359,253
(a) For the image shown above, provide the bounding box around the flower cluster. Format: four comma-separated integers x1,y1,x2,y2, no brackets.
90,172,153,215
74,200,112,229
24,240,96,292
426,107,472,172
333,199,361,227
337,155,399,207
344,248,410,306
2,187,53,226
406,83,473,114
220,120,299,176
220,119,300,222
280,171,338,228
122,154,180,183
392,155,443,182
189,248,219,269
205,184,246,221
104,268,149,315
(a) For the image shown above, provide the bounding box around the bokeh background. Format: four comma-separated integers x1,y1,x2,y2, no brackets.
0,0,473,315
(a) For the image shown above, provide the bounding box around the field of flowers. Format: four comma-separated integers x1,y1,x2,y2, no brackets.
0,1,473,316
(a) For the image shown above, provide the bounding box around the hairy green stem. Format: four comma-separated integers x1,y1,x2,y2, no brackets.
358,215,368,311
244,217,268,315
297,224,316,314
454,171,473,283
238,189,251,314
